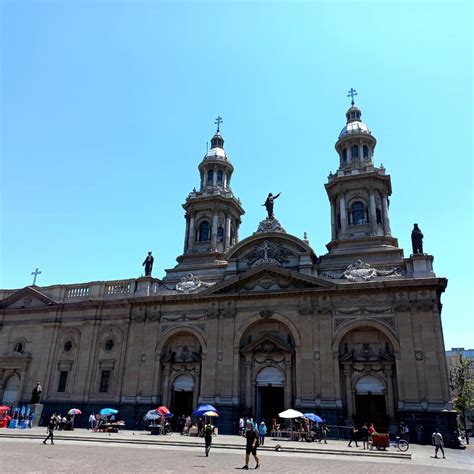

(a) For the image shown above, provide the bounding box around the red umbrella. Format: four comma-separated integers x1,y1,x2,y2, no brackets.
0,406,10,412
155,406,170,416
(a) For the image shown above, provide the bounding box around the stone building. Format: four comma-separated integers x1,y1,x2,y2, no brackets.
0,101,454,435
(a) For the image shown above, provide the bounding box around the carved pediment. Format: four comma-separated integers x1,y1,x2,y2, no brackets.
1,287,58,310
203,265,335,295
241,334,293,354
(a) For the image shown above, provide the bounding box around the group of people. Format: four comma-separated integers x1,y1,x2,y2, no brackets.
347,422,376,449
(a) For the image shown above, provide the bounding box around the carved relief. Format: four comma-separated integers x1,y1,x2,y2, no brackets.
323,260,402,282
244,240,296,268
175,273,215,293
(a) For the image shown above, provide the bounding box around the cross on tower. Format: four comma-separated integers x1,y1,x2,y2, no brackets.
347,88,358,106
214,115,223,132
31,267,42,286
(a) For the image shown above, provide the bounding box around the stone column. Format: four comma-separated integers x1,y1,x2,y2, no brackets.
382,196,391,235
194,367,201,406
359,144,364,163
330,200,337,240
284,357,292,410
223,173,228,189
343,366,353,419
187,214,195,252
339,195,347,235
183,216,190,252
384,366,395,419
369,191,377,231
200,173,204,190
212,167,217,186
211,211,218,250
162,366,170,406
244,357,252,410
225,215,232,250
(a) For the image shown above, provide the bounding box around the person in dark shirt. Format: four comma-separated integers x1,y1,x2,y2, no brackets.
348,425,359,447
360,423,369,450
203,422,214,456
242,421,260,470
43,415,57,445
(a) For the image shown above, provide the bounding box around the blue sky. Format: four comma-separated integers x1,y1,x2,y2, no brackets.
1,1,472,348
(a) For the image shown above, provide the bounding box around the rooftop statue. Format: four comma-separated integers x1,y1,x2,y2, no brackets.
262,192,281,220
411,224,424,254
142,251,154,276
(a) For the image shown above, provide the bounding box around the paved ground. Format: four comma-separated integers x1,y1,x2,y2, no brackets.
0,429,472,473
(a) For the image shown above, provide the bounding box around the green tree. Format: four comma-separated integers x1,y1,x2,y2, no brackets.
450,354,474,444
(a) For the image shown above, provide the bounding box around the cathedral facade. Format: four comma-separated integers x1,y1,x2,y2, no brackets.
0,102,453,435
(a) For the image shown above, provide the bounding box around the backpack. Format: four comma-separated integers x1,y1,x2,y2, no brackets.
204,424,213,436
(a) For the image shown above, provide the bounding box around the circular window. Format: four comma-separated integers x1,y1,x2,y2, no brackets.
64,341,73,352
105,339,115,351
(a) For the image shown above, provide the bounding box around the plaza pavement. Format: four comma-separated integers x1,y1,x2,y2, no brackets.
0,427,473,472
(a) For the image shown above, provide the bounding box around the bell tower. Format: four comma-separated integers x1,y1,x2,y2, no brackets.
323,90,402,263
165,117,245,282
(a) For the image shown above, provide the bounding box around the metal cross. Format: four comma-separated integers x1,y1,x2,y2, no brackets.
214,116,223,132
347,88,358,106
31,267,42,286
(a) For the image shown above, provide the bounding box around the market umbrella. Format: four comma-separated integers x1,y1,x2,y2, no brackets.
303,413,323,423
155,406,170,416
193,404,218,416
202,410,219,417
278,409,304,419
144,410,160,421
0,406,10,411
99,408,118,416
68,408,82,415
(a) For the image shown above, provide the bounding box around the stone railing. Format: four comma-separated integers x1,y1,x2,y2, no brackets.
65,286,91,298
105,281,132,296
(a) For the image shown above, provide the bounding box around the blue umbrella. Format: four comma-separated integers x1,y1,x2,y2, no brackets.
303,413,323,423
99,408,118,415
192,404,218,416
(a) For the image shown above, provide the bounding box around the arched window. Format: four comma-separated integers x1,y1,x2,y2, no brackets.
198,221,210,242
363,145,369,159
376,208,382,225
14,342,24,353
351,144,359,158
342,149,347,163
207,170,213,183
2,375,20,404
351,201,365,225
217,170,223,182
217,226,224,241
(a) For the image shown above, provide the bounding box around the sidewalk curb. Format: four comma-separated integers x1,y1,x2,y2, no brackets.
0,433,412,460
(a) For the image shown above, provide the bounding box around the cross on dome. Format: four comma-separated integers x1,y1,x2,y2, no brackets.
214,115,223,133
347,88,358,106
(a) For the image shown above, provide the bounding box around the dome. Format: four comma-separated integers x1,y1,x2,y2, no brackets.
339,121,371,138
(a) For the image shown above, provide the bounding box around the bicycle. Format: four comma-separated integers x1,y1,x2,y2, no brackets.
393,436,409,451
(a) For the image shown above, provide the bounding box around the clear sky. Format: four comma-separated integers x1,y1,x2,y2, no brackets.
1,0,472,348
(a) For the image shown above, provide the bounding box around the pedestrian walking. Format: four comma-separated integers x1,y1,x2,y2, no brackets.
43,415,57,445
239,416,245,436
203,420,214,457
360,423,369,450
242,421,260,470
416,423,424,444
321,421,330,444
348,425,359,447
258,421,267,446
88,413,95,430
432,428,445,459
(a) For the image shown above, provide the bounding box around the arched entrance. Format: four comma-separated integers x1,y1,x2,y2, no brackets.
160,331,202,418
354,375,388,429
339,327,396,431
256,367,285,421
239,319,295,419
171,374,195,418
2,375,20,404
